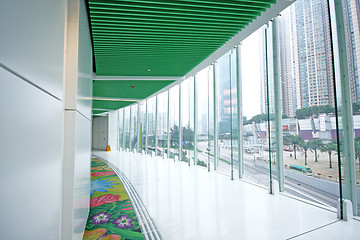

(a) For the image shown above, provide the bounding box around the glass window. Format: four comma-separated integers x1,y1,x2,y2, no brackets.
118,108,123,151
181,77,195,164
216,51,238,177
169,85,179,160
124,106,130,150
277,0,343,212
342,0,360,216
157,91,168,157
241,27,271,188
130,104,138,151
196,66,214,169
138,102,146,153
147,97,156,155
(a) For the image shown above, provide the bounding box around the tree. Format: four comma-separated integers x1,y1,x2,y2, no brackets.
283,134,302,159
295,107,313,119
182,124,194,148
308,139,323,162
355,137,360,172
170,125,179,147
319,141,337,169
299,139,311,165
353,102,360,115
295,105,335,119
318,105,335,114
251,113,268,123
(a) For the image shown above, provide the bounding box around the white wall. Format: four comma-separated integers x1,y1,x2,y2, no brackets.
0,0,92,239
108,110,119,150
92,116,108,150
0,0,66,239
62,0,92,239
0,68,63,240
0,0,66,99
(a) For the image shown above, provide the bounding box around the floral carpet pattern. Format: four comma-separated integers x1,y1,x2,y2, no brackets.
83,158,143,240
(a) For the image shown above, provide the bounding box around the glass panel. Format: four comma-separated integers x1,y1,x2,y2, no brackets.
230,51,239,178
169,85,180,160
196,67,214,169
130,104,138,151
241,27,270,188
342,0,360,216
124,106,130,150
181,77,195,164
157,91,168,157
118,108,123,151
277,0,342,211
216,51,232,176
147,97,156,155
266,22,277,189
138,102,146,153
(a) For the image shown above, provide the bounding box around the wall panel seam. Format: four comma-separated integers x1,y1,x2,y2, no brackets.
64,108,92,121
0,63,61,101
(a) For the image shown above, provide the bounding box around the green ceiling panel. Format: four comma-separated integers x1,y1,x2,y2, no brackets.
88,0,276,76
92,110,108,114
93,80,175,99
93,100,136,110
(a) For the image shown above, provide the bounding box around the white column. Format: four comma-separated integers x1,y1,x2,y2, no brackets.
272,17,284,192
137,103,141,152
155,95,158,156
145,100,148,154
194,75,198,166
62,0,92,239
236,45,244,178
213,62,219,170
167,89,171,157
179,83,183,162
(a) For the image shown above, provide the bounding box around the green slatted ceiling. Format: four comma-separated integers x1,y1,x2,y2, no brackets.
88,0,276,76
93,110,108,114
93,80,175,99
93,99,136,110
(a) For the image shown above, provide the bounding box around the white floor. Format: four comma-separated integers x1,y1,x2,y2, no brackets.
93,151,360,240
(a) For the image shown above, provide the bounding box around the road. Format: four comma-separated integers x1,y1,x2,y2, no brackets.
196,142,360,216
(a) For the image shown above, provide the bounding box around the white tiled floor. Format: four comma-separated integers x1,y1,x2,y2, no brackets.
94,151,360,240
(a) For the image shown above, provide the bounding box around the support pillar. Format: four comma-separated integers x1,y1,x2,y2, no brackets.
167,89,171,158
236,45,244,178
213,63,219,170
194,75,198,166
145,100,148,154
155,95,158,157
272,17,284,192
179,84,182,162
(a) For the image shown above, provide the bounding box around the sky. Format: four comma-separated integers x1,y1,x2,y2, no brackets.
241,30,262,119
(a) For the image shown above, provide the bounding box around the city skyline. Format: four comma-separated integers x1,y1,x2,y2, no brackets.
260,0,360,118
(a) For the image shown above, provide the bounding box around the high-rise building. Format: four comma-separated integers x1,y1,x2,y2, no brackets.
344,0,360,103
261,0,336,117
278,7,298,117
260,25,276,115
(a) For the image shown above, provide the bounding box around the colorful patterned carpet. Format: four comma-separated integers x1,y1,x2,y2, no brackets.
83,158,143,240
